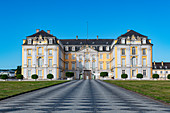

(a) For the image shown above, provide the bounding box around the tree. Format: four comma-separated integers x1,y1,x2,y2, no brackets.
121,74,128,79
65,72,74,78
137,73,143,79
31,74,38,80
16,66,21,76
47,74,54,80
167,74,170,80
152,74,159,79
1,74,8,81
100,72,108,78
17,74,24,80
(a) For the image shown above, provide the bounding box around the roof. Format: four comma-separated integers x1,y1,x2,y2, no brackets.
152,62,170,69
27,30,54,37
60,39,114,45
118,30,147,38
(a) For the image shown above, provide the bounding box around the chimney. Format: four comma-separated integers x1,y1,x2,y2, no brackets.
47,30,50,34
36,29,40,33
154,61,155,65
127,29,130,32
97,35,99,40
76,36,78,40
161,61,164,66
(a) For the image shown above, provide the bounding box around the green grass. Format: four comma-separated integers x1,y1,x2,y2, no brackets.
0,80,69,99
104,80,170,103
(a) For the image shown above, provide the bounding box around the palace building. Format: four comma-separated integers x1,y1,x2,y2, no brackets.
22,29,153,80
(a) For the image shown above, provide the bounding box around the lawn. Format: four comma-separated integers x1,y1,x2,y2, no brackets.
0,80,69,99
104,80,170,104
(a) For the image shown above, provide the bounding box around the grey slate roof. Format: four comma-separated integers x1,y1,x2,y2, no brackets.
118,30,147,38
152,62,170,69
60,39,114,45
27,30,55,37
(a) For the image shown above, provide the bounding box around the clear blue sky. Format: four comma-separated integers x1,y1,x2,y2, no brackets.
0,0,170,69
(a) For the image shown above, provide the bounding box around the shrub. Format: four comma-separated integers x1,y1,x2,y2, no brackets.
17,74,24,79
31,74,38,80
47,74,54,80
152,74,159,79
1,74,8,80
121,74,128,79
137,73,143,79
167,74,170,79
65,72,74,78
100,72,108,78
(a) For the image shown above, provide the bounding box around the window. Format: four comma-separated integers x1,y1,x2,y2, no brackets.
38,70,42,77
79,62,82,70
49,49,52,55
99,46,103,51
28,59,31,67
132,70,136,77
72,54,75,59
122,58,125,66
155,71,157,74
143,70,146,76
86,54,89,59
79,55,82,60
28,49,31,55
49,59,52,67
106,46,109,51
107,62,109,69
122,70,125,74
28,70,31,77
143,58,146,66
65,54,68,59
28,39,32,44
65,63,68,70
38,57,42,67
92,62,95,69
160,71,162,74
38,47,42,55
166,71,168,74
92,55,95,60
132,57,136,67
132,47,136,55
72,63,75,70
85,62,89,69
107,54,110,59
65,46,68,51
122,49,125,55
100,62,103,69
143,49,146,55
49,39,53,44
49,70,52,74
100,54,103,59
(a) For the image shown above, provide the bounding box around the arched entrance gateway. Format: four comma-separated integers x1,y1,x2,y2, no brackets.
83,70,92,80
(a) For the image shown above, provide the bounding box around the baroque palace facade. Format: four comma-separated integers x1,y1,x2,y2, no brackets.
22,29,156,80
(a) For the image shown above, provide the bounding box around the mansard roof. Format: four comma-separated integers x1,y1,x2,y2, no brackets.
27,30,55,37
60,39,114,45
118,30,147,38
152,62,170,69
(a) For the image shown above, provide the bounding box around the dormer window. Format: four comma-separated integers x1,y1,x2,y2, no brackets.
154,66,157,69
65,46,68,51
106,46,109,51
72,46,75,51
28,39,32,44
92,42,95,44
142,38,146,44
66,42,69,44
121,38,125,44
49,39,53,44
99,46,103,51
165,66,167,69
160,66,162,69
106,42,108,44
80,42,82,44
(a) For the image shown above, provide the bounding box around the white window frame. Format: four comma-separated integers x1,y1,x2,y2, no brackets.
49,49,52,55
49,59,52,67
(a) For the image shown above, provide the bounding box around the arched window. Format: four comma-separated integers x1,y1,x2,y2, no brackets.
38,47,42,55
132,57,136,67
132,47,136,55
85,62,89,69
38,57,42,67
